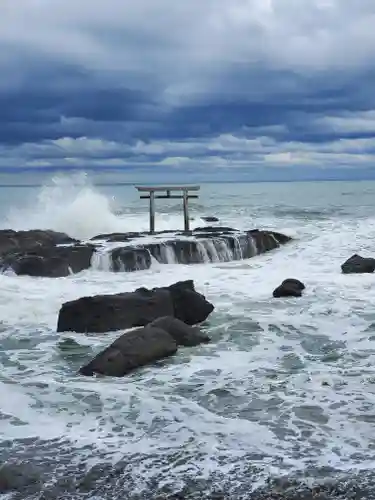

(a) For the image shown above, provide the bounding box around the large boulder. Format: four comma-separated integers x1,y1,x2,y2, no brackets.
341,254,375,274
79,325,178,377
150,316,210,346
165,280,214,325
273,278,305,298
57,287,174,333
57,281,214,333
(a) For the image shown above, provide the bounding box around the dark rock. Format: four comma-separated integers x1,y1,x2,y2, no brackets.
2,244,96,277
150,316,210,346
110,246,152,271
273,278,305,298
341,254,375,274
201,216,219,222
166,280,214,325
79,325,178,377
1,228,292,277
90,231,144,242
249,230,291,254
0,229,77,257
193,226,238,233
57,287,174,333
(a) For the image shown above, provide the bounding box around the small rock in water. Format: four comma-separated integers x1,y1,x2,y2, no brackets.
273,278,305,298
341,253,375,274
201,216,219,222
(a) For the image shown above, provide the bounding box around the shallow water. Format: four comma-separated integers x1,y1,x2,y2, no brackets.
1,173,375,498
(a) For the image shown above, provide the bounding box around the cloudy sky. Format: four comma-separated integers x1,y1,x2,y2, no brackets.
1,0,375,180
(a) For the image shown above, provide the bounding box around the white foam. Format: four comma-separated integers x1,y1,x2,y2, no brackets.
1,172,206,239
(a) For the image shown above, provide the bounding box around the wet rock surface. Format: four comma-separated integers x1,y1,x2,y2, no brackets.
79,325,178,377
0,227,292,277
341,253,375,274
150,316,210,346
57,280,214,333
273,278,306,298
2,244,96,277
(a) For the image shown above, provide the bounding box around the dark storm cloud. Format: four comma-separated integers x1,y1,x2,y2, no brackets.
1,0,375,173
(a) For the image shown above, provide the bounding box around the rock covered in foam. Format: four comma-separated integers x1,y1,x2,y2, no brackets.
57,280,214,333
341,254,375,274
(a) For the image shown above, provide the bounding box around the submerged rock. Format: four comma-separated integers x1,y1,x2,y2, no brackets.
79,325,178,377
273,278,305,298
57,280,214,333
341,254,375,274
201,216,219,222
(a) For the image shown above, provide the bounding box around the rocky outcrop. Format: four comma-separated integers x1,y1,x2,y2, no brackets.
0,227,292,277
57,280,214,333
341,254,375,274
273,278,305,298
1,244,96,277
79,325,178,377
0,229,77,257
94,227,292,271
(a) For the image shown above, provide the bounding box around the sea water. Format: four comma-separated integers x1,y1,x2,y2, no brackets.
1,172,375,498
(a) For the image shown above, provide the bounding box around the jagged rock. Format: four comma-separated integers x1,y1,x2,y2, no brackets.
57,280,214,333
341,254,375,274
150,316,210,346
79,325,178,377
0,229,77,256
273,278,305,298
110,246,151,271
2,244,96,277
165,280,214,325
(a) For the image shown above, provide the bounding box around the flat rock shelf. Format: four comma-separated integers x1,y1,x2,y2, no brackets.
0,226,292,277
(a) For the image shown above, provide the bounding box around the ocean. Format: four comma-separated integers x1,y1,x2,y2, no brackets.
1,172,375,499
